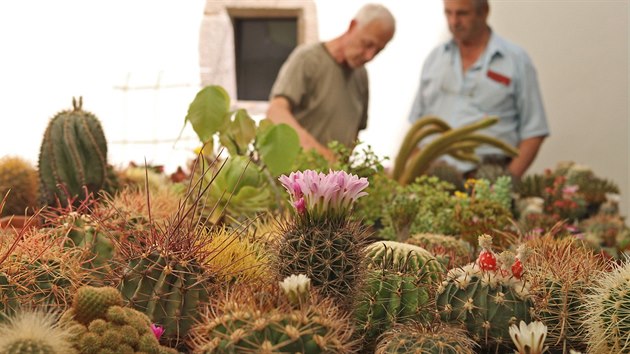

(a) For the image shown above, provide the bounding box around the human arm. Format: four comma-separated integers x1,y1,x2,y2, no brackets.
266,96,335,162
508,135,545,178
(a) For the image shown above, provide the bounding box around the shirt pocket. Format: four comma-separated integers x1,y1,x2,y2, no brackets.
471,74,517,116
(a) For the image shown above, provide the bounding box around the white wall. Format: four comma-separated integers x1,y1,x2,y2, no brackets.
0,0,627,216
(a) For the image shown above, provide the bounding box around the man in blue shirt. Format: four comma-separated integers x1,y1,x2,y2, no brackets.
408,0,549,178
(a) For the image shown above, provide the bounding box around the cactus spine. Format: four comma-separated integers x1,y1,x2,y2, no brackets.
375,322,478,354
0,311,77,354
38,97,111,207
0,156,39,216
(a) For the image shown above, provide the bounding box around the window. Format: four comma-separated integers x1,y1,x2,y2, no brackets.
233,18,297,101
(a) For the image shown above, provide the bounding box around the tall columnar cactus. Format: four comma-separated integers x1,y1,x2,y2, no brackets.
354,241,444,344
0,156,39,217
583,260,630,353
527,235,610,353
436,235,532,351
393,116,519,185
38,97,114,207
188,281,358,353
0,311,77,354
60,285,177,354
275,170,370,308
374,321,478,354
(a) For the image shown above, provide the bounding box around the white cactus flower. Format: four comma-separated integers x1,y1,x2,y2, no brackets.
279,274,311,305
509,320,549,354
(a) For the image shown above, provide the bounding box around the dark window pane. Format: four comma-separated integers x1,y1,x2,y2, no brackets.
234,18,297,101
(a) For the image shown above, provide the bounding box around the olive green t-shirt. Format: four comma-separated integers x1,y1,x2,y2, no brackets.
269,42,369,148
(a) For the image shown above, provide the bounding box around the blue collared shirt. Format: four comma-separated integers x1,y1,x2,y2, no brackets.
408,32,550,171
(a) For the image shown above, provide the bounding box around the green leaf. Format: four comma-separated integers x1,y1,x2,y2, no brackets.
256,123,300,176
219,109,256,155
184,85,231,142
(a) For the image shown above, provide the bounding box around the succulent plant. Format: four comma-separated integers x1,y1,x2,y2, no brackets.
0,311,77,354
38,97,116,207
0,156,39,217
406,233,473,269
436,235,532,351
583,260,630,353
188,281,359,353
526,234,610,352
375,321,478,354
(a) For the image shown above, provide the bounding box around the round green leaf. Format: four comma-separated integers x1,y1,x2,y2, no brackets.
184,85,231,142
256,123,300,176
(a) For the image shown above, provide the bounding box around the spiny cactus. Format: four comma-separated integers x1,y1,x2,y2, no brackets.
38,97,116,207
0,156,39,217
354,242,442,345
425,160,465,191
436,235,532,351
583,260,630,353
527,235,610,352
61,286,177,354
188,281,359,353
374,321,478,354
275,170,370,309
0,311,76,354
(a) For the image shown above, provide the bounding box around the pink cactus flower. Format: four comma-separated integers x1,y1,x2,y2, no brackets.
151,323,165,340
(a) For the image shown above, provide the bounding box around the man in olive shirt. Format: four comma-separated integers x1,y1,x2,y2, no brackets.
267,4,396,161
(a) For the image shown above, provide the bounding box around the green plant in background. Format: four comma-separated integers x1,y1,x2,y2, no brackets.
406,233,473,269
580,213,630,259
0,156,39,217
38,97,117,208
393,116,519,185
182,85,301,224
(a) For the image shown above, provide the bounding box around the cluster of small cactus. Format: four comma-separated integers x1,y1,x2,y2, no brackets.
61,285,177,354
0,156,39,217
188,279,358,353
38,97,116,207
436,235,532,350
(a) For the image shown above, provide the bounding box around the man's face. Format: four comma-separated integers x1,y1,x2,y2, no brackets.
443,0,488,43
343,19,394,68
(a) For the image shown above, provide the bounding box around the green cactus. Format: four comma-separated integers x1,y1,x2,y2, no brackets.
0,156,40,217
425,160,465,191
118,250,210,347
38,97,114,207
583,260,630,353
188,282,358,353
71,286,123,326
275,218,368,309
364,241,445,283
374,321,478,354
0,311,76,354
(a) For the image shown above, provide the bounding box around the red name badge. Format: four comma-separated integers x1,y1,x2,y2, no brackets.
487,70,511,86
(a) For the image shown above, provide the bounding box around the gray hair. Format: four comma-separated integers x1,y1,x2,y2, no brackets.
354,3,396,30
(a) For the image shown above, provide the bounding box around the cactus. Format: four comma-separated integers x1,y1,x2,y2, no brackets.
583,260,630,353
38,97,115,207
436,235,532,351
0,156,39,217
425,160,465,191
394,116,519,185
353,242,444,345
527,235,610,352
61,286,177,354
374,321,478,354
0,311,76,354
407,233,473,269
188,282,358,353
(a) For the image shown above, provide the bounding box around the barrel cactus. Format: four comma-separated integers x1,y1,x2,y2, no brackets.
275,170,370,308
354,241,444,344
375,321,478,354
436,235,533,351
38,97,116,207
583,260,630,353
0,311,76,354
188,280,358,353
0,156,39,217
407,233,473,269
